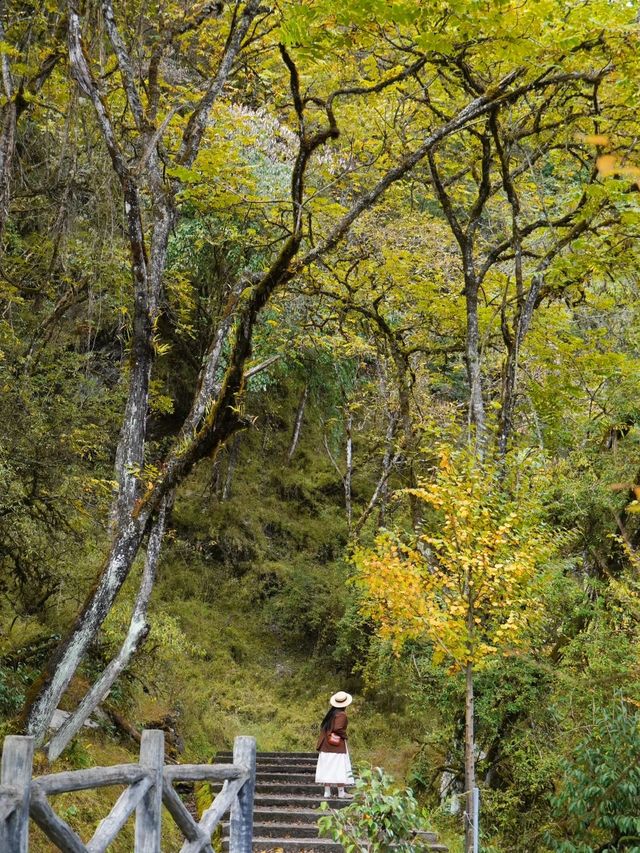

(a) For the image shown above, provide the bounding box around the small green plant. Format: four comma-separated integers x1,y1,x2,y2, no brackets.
546,699,640,852
318,766,433,852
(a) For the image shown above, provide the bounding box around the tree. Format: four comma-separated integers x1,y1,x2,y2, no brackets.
25,0,550,756
15,0,639,769
355,449,555,852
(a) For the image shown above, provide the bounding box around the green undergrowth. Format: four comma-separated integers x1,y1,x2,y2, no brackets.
19,381,458,849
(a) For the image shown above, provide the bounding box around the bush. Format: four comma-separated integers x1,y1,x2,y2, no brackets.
546,699,640,852
318,766,433,852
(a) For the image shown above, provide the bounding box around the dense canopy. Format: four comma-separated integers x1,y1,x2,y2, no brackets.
1,1,640,850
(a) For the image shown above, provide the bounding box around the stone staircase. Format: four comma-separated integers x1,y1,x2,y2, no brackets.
214,750,448,852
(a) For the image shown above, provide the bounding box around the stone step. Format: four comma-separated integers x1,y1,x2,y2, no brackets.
226,824,442,847
256,761,317,774
225,760,320,766
256,782,335,794
254,795,348,809
256,772,319,783
253,808,325,824
213,751,448,852
223,822,321,839
209,780,331,797
217,752,318,760
223,838,342,852
210,785,330,798
255,765,318,773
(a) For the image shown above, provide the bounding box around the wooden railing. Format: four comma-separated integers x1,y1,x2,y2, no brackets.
0,729,256,852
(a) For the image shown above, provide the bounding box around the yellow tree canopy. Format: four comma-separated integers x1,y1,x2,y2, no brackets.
355,451,557,669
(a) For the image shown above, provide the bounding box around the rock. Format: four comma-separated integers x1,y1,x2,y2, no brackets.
49,708,100,732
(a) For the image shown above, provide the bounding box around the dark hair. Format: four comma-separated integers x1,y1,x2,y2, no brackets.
321,705,342,732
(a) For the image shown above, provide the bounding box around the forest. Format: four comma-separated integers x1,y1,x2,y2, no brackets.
1,0,640,850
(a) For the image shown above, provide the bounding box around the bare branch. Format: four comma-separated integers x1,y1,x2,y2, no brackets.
101,0,145,129
178,0,264,166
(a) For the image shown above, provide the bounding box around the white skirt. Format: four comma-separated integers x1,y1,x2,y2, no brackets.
315,749,354,785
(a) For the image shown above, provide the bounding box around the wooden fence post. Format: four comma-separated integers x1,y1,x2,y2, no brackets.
135,729,164,853
0,735,34,853
229,736,256,853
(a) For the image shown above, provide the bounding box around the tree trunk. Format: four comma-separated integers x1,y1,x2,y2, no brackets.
345,412,353,530
354,411,399,535
0,96,16,239
44,499,169,760
464,660,476,853
498,268,541,458
465,279,486,454
390,350,420,530
24,518,150,740
222,436,240,501
286,384,308,463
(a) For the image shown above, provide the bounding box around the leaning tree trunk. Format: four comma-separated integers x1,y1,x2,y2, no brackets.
345,411,353,530
45,498,169,760
25,518,150,740
391,349,421,531
23,0,260,744
0,96,16,238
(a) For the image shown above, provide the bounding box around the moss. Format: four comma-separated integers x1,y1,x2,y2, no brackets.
10,376,424,847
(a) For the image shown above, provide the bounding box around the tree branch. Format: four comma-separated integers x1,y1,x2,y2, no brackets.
178,0,264,166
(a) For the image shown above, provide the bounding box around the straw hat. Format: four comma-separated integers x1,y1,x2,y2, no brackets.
329,691,353,708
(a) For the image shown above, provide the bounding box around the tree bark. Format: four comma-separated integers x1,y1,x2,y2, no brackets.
221,436,240,501
25,519,149,739
0,95,16,238
286,384,308,463
465,278,486,454
354,410,399,535
464,660,476,853
345,411,353,531
45,499,169,760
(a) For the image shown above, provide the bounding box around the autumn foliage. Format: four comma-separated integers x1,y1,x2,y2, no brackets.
355,451,556,670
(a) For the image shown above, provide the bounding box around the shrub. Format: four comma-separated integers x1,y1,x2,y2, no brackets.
318,766,432,852
546,699,640,852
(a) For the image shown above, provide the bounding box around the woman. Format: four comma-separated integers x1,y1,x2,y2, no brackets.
315,690,354,799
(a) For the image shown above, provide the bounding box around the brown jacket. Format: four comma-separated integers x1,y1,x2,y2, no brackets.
316,710,348,754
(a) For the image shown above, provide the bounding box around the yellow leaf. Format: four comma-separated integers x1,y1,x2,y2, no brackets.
597,154,618,176
582,134,610,146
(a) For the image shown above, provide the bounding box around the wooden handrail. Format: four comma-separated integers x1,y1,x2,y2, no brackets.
0,730,257,852
164,763,245,783
35,764,150,795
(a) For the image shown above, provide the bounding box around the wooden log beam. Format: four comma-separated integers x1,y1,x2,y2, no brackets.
162,781,214,853
30,785,88,853
164,764,243,783
199,777,248,836
229,737,256,853
180,776,247,853
0,735,34,852
135,729,164,852
86,776,152,853
0,786,21,821
35,764,149,795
